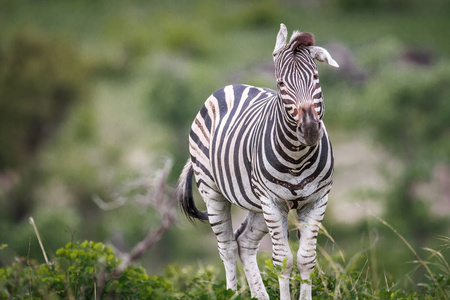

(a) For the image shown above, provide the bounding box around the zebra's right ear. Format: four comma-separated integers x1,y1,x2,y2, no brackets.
273,23,287,60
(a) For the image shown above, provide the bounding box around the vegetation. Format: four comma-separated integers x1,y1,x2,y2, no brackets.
1,226,448,299
0,241,173,299
0,0,449,298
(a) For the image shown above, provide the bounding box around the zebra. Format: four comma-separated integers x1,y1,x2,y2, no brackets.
177,23,339,300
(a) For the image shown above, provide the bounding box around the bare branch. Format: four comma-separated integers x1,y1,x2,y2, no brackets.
92,195,127,211
101,157,178,277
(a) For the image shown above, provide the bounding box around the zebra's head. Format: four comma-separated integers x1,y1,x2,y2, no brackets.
273,23,339,146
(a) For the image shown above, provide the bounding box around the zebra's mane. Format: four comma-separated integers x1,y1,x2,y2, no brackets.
289,31,315,49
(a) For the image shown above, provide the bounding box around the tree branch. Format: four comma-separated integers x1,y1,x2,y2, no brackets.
110,159,177,276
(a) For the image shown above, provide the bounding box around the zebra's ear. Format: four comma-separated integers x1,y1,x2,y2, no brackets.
307,46,339,68
273,23,288,59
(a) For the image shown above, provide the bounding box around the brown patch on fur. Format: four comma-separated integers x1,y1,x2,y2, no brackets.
292,33,315,49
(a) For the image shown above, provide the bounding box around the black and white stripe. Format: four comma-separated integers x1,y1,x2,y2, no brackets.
178,23,339,300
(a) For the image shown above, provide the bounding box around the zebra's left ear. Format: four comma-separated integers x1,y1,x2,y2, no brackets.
307,46,339,68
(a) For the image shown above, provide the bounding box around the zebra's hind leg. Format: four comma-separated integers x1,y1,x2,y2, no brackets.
205,194,238,291
296,195,329,300
234,212,269,300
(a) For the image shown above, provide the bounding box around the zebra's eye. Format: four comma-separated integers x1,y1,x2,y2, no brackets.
277,80,285,87
313,74,319,80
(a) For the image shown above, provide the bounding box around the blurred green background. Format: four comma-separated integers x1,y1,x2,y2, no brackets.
0,0,449,290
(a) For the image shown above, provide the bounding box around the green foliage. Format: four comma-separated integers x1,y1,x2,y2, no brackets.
164,264,247,299
334,0,409,12
0,32,90,170
362,61,450,164
0,241,241,299
258,234,450,299
323,34,450,265
0,207,80,267
147,69,199,131
0,241,173,299
2,237,448,299
360,55,450,248
161,19,214,58
226,0,283,30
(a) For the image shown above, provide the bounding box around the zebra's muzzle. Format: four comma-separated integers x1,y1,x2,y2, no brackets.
296,104,323,146
297,119,323,146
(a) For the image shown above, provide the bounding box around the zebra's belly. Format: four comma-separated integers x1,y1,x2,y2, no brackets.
214,170,333,213
257,174,333,208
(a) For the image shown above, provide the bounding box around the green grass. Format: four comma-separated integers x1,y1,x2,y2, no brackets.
1,217,448,299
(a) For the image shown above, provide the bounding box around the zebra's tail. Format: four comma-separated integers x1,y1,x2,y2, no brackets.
177,159,208,222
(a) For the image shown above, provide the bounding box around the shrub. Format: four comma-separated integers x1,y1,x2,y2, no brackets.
0,241,173,299
1,236,448,299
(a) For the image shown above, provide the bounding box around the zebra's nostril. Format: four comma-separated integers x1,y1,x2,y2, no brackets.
297,119,323,146
317,121,322,131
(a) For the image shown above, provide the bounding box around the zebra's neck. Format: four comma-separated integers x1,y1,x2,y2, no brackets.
250,94,331,200
270,96,318,160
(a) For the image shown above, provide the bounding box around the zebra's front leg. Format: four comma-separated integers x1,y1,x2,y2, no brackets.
206,197,238,291
296,195,328,300
262,198,293,300
234,212,269,300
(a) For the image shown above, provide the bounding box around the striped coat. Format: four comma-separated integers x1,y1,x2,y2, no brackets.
178,24,339,300
190,84,333,211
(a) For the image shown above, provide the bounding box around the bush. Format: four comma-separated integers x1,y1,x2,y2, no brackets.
1,237,448,299
0,241,173,299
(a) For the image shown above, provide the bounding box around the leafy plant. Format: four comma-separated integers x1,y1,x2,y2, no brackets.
0,241,173,299
0,233,448,299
